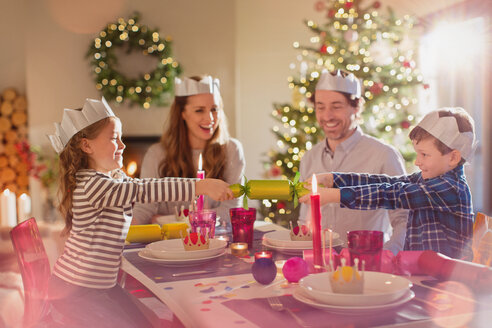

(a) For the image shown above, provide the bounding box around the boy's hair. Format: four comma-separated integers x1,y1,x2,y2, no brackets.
409,109,474,165
57,115,116,234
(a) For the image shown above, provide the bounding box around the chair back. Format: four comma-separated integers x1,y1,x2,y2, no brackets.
472,212,492,266
10,218,51,327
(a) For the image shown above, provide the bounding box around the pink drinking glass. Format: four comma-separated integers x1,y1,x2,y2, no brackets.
230,208,256,248
189,210,217,238
347,230,384,271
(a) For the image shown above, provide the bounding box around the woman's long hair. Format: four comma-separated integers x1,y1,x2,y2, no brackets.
159,76,230,179
58,116,113,234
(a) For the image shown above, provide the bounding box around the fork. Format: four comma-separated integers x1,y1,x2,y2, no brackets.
267,296,313,328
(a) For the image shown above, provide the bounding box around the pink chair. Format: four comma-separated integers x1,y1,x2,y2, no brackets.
10,218,51,327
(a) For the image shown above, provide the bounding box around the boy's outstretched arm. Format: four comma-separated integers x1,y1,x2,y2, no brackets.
299,186,340,205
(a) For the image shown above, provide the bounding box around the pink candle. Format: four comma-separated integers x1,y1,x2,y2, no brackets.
310,174,323,272
197,153,205,212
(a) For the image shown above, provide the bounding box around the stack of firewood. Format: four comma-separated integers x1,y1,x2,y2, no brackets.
0,88,29,195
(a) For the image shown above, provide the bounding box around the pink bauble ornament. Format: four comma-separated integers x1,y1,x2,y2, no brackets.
282,257,309,283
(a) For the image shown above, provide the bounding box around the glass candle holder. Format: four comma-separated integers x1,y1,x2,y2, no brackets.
230,207,256,248
347,230,384,271
230,242,249,257
254,251,273,260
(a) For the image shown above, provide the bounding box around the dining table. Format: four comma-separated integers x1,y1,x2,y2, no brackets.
121,221,492,328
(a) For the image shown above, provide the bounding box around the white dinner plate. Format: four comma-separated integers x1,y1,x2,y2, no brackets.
146,238,227,260
261,238,343,255
264,230,340,248
138,249,226,267
299,271,412,306
293,288,415,314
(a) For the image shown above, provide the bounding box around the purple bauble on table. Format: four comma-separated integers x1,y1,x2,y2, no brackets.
282,257,309,283
252,258,277,285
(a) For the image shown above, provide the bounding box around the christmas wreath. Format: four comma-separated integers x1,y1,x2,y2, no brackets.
86,13,181,108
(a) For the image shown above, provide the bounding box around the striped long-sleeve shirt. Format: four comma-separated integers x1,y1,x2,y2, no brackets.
53,169,196,288
336,165,473,259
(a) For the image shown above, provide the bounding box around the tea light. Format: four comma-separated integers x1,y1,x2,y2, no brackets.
216,235,230,244
275,260,287,273
254,251,273,260
230,242,248,257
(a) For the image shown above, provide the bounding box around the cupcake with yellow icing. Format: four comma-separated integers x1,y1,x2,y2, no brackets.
330,258,364,294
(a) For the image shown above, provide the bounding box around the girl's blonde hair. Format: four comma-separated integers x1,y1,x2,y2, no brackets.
158,76,230,179
57,116,114,234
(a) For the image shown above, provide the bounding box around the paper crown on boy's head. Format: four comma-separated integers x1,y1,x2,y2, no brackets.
416,108,476,162
174,76,221,104
315,69,362,98
48,97,115,153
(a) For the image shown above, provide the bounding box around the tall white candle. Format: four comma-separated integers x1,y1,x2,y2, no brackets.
1,189,17,227
17,193,31,223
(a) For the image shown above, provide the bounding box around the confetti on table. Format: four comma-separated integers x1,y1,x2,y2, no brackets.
218,280,228,284
223,293,237,298
200,287,215,294
225,286,233,291
240,285,250,289
200,308,211,312
210,295,227,300
202,300,212,304
164,287,173,290
195,283,203,287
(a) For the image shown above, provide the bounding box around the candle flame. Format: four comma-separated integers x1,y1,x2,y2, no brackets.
3,189,10,196
312,174,317,194
20,193,28,200
198,153,203,171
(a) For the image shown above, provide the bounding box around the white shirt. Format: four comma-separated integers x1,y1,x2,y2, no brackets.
299,127,408,254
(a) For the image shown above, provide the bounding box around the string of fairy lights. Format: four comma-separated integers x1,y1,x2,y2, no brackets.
87,14,181,108
262,0,425,223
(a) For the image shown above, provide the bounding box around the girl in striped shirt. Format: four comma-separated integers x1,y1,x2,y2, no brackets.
45,98,233,327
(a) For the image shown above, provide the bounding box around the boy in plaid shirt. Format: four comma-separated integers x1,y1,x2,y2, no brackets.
300,108,476,259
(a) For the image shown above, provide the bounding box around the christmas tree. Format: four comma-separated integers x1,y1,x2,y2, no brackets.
261,0,425,226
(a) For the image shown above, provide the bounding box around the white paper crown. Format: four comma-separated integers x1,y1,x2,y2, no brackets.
174,76,221,104
417,108,476,162
316,70,362,98
48,97,115,153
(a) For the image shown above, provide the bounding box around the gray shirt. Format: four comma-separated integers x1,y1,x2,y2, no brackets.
133,138,245,224
299,127,408,254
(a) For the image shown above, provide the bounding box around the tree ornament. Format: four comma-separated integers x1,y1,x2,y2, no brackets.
423,84,430,89
282,257,309,283
86,13,181,108
345,2,353,10
315,1,325,12
369,82,383,96
320,44,328,54
277,201,286,210
252,258,277,285
327,9,336,18
373,1,381,9
344,30,359,43
400,121,410,129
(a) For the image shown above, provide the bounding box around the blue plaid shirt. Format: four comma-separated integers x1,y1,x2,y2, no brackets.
336,165,473,259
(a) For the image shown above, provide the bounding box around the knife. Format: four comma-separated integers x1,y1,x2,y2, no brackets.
172,270,215,277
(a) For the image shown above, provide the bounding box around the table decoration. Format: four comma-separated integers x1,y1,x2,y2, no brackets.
146,238,226,259
196,153,205,212
182,232,209,250
282,257,309,283
189,209,216,238
17,193,31,223
310,174,323,272
252,258,277,285
161,222,189,240
230,207,256,247
347,230,383,271
230,242,249,257
229,172,310,209
254,251,273,260
0,189,17,227
126,224,162,243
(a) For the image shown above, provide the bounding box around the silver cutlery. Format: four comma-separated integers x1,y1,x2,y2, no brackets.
267,296,313,328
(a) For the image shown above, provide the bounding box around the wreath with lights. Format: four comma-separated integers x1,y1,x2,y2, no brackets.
86,13,181,108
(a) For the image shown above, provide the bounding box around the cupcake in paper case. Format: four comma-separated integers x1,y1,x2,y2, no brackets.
290,221,312,241
329,258,364,294
182,232,210,251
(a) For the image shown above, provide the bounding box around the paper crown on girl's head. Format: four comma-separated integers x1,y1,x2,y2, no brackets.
416,108,476,162
174,76,221,104
48,97,115,153
315,69,362,98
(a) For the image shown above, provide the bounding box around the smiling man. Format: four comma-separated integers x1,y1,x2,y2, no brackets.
298,70,408,254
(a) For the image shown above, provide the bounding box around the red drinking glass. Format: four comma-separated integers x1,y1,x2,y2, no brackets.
230,208,256,248
347,230,384,271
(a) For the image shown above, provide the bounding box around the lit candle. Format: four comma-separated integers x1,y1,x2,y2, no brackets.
1,189,17,227
17,193,31,223
254,251,273,260
310,174,323,272
230,242,248,257
196,153,205,212
216,235,229,244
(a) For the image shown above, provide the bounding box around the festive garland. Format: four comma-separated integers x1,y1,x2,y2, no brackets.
86,13,181,108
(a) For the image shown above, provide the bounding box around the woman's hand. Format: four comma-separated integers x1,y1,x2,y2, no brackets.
196,178,234,201
299,187,340,206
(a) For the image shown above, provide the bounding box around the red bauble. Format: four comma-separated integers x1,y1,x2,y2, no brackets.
369,82,383,95
277,201,286,210
314,1,325,12
270,166,282,177
320,44,328,54
400,121,410,129
423,84,430,89
373,1,381,9
327,9,335,18
403,61,411,68
345,2,353,9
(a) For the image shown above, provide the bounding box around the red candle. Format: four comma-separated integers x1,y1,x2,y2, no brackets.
197,153,205,212
310,174,323,272
254,251,273,260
